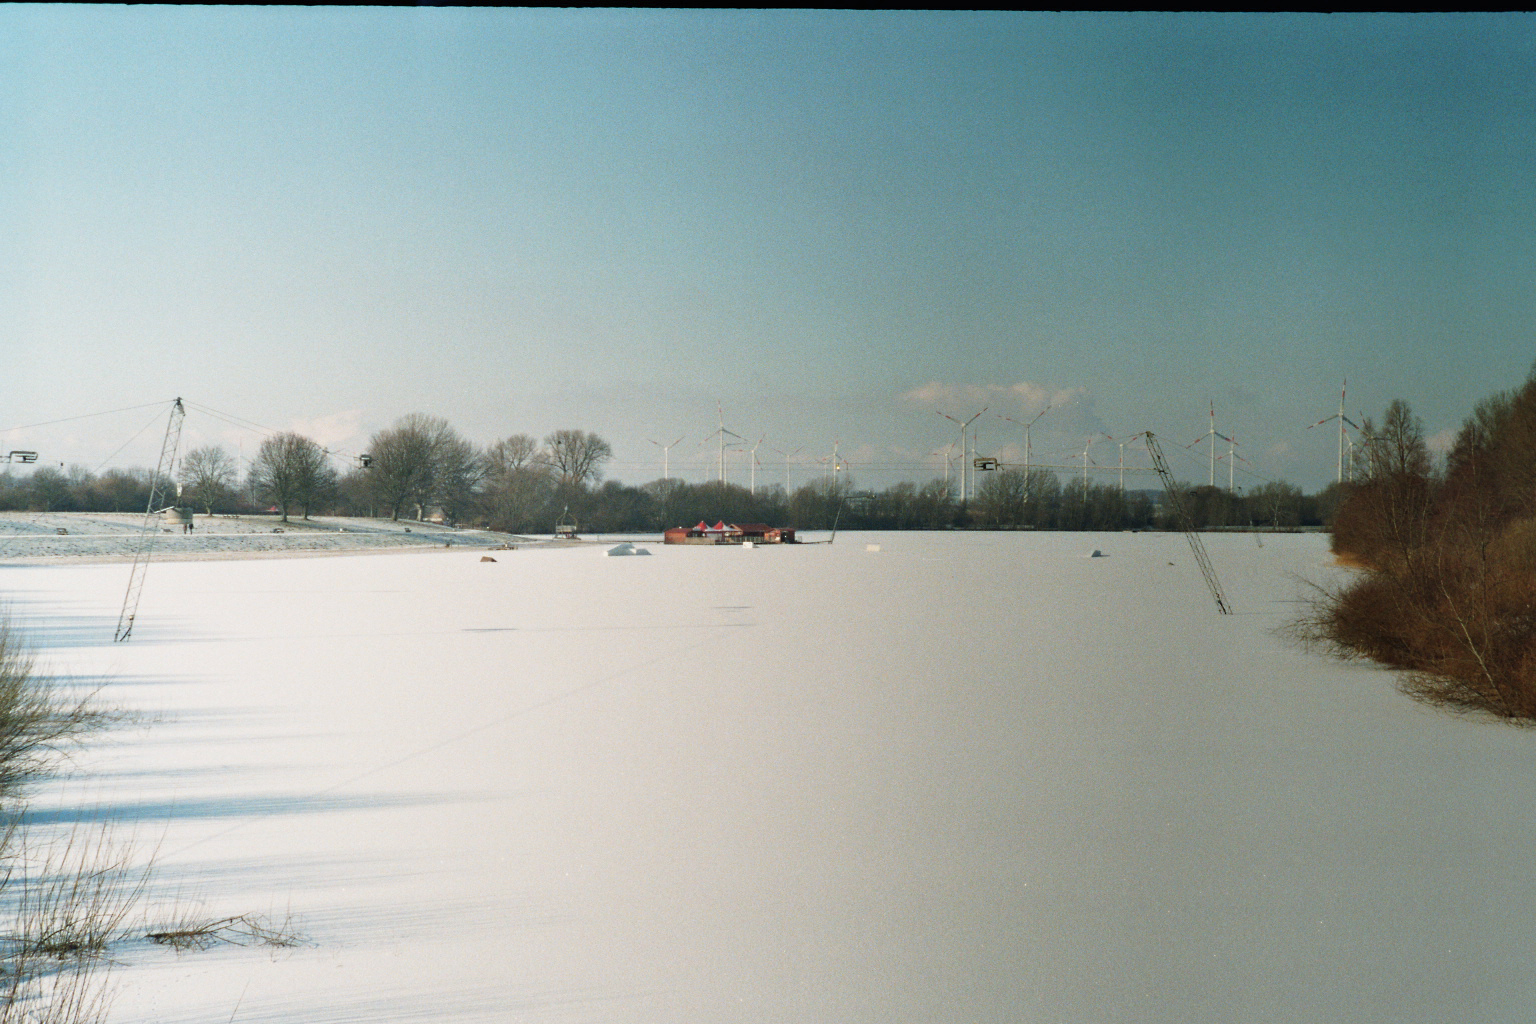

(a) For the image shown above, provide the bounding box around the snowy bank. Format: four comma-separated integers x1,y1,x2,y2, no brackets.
0,512,522,561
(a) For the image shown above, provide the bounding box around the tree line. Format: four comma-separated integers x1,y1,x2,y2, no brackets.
1300,366,1536,722
0,411,1342,533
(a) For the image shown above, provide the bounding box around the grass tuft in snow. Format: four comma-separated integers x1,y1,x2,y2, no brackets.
146,911,305,953
0,610,124,1021
0,609,307,1021
0,618,116,799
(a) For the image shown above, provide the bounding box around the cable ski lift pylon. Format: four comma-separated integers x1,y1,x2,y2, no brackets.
114,398,186,642
1143,431,1232,616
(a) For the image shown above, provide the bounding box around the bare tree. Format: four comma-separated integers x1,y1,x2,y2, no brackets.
1363,399,1432,482
364,414,488,522
26,468,74,512
484,434,541,478
366,414,450,520
540,430,612,489
483,434,553,533
973,469,1030,527
248,432,330,522
86,469,151,513
1250,480,1304,528
1341,400,1435,570
178,446,237,515
434,433,486,526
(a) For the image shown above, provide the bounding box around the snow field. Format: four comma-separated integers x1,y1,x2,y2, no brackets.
3,531,1536,1022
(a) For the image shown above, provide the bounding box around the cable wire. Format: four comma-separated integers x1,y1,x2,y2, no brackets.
0,401,171,437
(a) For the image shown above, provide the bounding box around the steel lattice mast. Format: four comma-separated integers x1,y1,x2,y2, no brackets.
1144,431,1232,616
114,397,185,642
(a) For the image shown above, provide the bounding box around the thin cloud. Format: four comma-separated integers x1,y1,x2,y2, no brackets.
288,410,364,451
901,381,1107,446
900,381,1088,417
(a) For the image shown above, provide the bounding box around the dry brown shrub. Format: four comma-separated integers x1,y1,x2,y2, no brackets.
1296,518,1536,722
1316,573,1424,669
1488,517,1536,575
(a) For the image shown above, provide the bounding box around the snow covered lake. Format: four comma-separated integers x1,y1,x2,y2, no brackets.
5,530,1536,1023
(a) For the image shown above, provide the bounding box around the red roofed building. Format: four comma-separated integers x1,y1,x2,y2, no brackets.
662,521,797,545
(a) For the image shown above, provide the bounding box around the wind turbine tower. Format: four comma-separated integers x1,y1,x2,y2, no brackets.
1077,434,1110,489
1190,403,1235,489
648,435,685,481
705,403,743,485
1307,379,1359,486
748,435,767,495
773,445,803,492
939,408,987,501
999,404,1052,482
1216,434,1251,492
931,441,957,491
1222,434,1251,492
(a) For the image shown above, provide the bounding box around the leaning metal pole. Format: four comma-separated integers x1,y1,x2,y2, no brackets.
114,398,186,642
1144,431,1232,616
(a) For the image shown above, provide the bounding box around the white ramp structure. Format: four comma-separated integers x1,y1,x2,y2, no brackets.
114,397,185,642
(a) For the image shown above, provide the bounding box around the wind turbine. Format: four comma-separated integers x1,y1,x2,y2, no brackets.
938,407,987,501
930,440,957,491
1215,434,1252,492
647,435,686,482
1118,431,1156,493
748,435,767,495
704,402,743,485
1308,379,1359,485
1189,402,1235,488
773,445,803,492
1076,433,1112,489
998,404,1052,481
815,453,833,488
1113,434,1146,493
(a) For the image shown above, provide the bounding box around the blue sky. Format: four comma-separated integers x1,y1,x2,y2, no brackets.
4,10,1534,493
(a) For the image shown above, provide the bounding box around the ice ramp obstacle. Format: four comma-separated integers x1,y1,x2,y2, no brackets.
607,543,651,556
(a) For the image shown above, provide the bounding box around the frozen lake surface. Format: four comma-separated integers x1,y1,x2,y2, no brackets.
4,530,1535,1022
